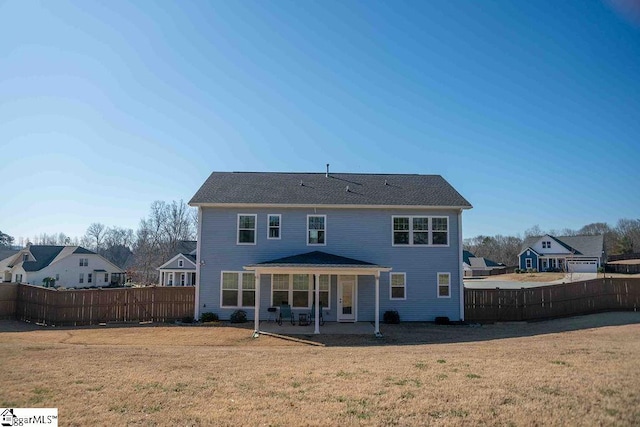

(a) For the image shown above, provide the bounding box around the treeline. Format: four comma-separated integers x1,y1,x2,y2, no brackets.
464,219,640,266
2,200,196,284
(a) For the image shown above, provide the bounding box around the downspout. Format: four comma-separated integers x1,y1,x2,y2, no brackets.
194,207,202,321
458,210,464,321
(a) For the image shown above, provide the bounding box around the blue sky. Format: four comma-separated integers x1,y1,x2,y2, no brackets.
1,0,639,243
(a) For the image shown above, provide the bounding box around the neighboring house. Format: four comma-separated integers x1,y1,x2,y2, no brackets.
0,244,125,287
189,170,472,335
157,240,197,286
463,250,505,277
518,235,605,273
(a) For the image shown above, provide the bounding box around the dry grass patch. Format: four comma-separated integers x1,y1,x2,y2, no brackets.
1,313,639,426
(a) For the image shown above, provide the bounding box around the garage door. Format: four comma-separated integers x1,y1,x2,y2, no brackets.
567,260,597,273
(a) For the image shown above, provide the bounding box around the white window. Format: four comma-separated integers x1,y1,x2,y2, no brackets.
168,273,174,286
271,274,330,309
104,273,109,282
237,214,257,244
79,273,84,284
22,254,29,262
392,216,449,246
437,272,451,298
16,274,23,283
390,272,406,300
525,258,532,269
181,273,186,286
88,273,92,283
267,214,281,239
307,215,326,245
221,271,256,308
178,259,184,267
317,275,330,308
79,258,88,267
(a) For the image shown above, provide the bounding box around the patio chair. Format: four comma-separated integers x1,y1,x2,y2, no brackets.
309,302,325,326
277,303,295,326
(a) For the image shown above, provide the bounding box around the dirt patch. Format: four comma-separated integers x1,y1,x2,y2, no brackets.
488,272,565,282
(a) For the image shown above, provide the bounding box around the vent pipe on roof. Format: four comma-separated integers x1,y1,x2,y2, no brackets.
346,185,350,192
326,163,330,177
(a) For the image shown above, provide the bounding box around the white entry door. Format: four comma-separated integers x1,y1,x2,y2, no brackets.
338,275,356,322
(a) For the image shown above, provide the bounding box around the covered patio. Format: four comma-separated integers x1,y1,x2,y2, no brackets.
259,321,376,335
244,251,391,337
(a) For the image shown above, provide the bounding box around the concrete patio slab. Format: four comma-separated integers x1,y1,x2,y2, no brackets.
258,321,375,335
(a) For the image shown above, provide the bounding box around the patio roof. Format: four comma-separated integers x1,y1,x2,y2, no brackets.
244,251,388,270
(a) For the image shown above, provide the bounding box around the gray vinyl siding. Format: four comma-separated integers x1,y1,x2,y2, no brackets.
198,207,462,321
162,256,196,270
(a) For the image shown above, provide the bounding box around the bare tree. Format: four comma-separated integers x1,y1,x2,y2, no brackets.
85,223,106,252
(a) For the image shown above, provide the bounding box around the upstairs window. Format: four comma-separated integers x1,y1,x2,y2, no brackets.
79,258,88,267
307,215,326,245
392,216,449,246
267,214,281,239
237,214,257,245
178,260,184,267
22,254,29,263
542,241,551,249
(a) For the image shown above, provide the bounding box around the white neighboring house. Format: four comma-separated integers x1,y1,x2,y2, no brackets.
0,244,125,288
518,234,605,273
157,241,197,286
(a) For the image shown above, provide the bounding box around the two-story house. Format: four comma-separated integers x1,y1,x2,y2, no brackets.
0,244,125,288
189,170,472,335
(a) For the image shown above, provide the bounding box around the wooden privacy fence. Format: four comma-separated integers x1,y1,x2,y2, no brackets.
465,278,640,323
0,283,18,319
13,284,195,326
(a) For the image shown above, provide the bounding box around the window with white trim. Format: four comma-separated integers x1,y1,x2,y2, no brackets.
88,273,92,283
525,258,532,269
168,273,174,286
79,258,88,267
221,271,256,308
178,259,184,267
307,215,326,245
390,272,406,300
437,272,451,298
271,274,331,309
180,273,185,286
392,216,449,246
267,214,281,239
317,275,330,308
104,273,109,282
79,273,84,284
237,214,257,244
22,254,29,263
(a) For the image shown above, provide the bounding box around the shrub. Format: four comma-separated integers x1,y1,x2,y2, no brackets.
514,268,521,274
383,310,400,324
200,312,219,323
230,310,247,323
181,316,194,324
435,316,450,325
597,267,605,273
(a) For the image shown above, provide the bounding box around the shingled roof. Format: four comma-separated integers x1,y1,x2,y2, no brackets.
520,235,604,258
189,172,472,208
246,251,386,269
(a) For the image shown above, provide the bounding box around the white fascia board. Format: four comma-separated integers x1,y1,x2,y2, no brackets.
243,266,392,276
157,253,197,270
190,202,472,210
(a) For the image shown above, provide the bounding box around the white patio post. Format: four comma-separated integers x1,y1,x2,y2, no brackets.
374,272,381,337
253,273,261,338
314,273,320,334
